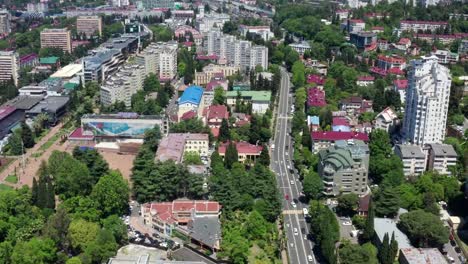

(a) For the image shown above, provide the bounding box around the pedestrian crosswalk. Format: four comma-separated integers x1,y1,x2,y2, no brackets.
282,210,303,215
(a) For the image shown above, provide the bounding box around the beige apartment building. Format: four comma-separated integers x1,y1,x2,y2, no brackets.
0,51,19,86
0,9,11,35
77,16,102,38
40,28,72,53
194,64,240,85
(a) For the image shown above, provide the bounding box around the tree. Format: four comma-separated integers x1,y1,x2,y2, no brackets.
42,207,71,250
219,118,230,142
292,60,305,87
362,198,375,242
183,151,203,165
398,210,449,247
339,242,378,264
244,210,270,240
389,232,399,264
101,215,128,244
143,73,160,92
337,193,359,216
67,219,100,252
82,229,118,264
258,145,270,166
11,238,57,264
224,142,238,169
91,171,129,218
142,125,162,152
375,187,400,217
20,121,34,148
213,87,225,105
8,131,24,155
66,257,82,264
378,233,390,264
303,170,322,199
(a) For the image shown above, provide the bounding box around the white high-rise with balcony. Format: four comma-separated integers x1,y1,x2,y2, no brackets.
403,56,451,146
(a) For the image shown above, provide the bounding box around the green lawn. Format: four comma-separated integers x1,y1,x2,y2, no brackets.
0,184,12,192
5,175,17,184
38,133,61,152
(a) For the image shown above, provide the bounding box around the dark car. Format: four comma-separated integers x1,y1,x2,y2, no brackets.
450,240,456,247
455,247,461,253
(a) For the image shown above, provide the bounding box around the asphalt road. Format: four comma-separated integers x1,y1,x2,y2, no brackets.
271,68,316,264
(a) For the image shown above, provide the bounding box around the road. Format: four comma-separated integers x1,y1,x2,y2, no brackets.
271,68,316,264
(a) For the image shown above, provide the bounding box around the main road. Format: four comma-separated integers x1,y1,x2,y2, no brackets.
271,68,316,263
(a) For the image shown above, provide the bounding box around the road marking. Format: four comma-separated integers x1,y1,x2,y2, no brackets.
282,210,303,215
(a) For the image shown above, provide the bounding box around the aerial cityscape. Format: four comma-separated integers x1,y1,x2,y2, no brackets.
0,0,467,263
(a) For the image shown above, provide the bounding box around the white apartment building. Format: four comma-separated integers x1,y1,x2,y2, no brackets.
77,16,102,37
40,28,72,53
196,13,230,33
194,64,239,85
112,0,130,7
425,143,458,175
0,51,19,86
136,42,178,81
374,107,399,133
100,64,145,108
239,25,273,41
431,50,459,64
289,41,311,55
0,9,11,35
403,56,451,146
399,20,448,32
394,144,426,177
250,46,268,71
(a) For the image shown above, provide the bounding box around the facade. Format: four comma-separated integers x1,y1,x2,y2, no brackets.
226,91,271,114
347,19,366,32
393,79,408,104
83,49,125,83
431,50,459,64
394,144,426,177
377,54,406,70
356,76,375,86
40,28,72,53
218,141,263,163
136,42,178,81
100,64,145,108
289,41,311,55
403,56,451,145
202,105,229,128
111,0,130,7
19,53,39,68
81,113,169,139
0,9,11,35
399,20,448,32
350,31,377,49
194,64,239,85
0,106,24,139
76,16,102,37
340,96,373,116
426,143,457,175
141,0,174,9
196,13,230,33
0,51,19,86
374,107,399,133
178,86,204,119
311,131,369,154
318,140,369,196
174,25,203,46
155,133,209,163
239,25,273,41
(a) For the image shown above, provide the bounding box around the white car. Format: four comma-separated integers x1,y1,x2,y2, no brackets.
308,255,313,262
342,221,352,226
293,228,298,236
271,144,275,149
287,165,291,170
291,202,297,208
290,180,295,185
302,208,309,216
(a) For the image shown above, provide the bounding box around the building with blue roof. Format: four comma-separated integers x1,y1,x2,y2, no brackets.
178,85,204,120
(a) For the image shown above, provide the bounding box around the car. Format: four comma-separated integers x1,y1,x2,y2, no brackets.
450,240,456,246
290,180,295,185
287,165,291,170
271,144,275,149
303,208,309,216
342,221,352,226
454,247,461,253
291,202,297,208
447,256,455,263
290,243,294,248
308,255,313,262
304,235,307,240
293,228,298,236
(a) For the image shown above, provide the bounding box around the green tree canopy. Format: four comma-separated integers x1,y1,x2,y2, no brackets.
398,210,449,248
91,170,129,218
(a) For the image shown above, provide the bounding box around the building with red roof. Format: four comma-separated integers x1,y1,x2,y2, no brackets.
376,54,406,70
311,131,369,153
340,96,373,116
307,74,325,86
218,141,263,163
141,199,222,250
180,110,197,121
307,87,326,107
356,76,375,86
393,79,408,104
202,105,229,129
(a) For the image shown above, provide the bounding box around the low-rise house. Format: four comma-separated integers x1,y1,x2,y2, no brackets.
378,39,389,51
307,74,325,87
225,91,271,114
332,117,351,132
218,141,263,163
340,96,373,116
307,87,326,108
425,143,457,175
202,105,229,137
350,31,377,50
178,85,204,120
377,54,406,70
356,76,375,86
374,217,412,250
318,140,369,196
358,194,371,217
141,199,221,250
311,131,369,153
431,50,459,64
303,59,328,75
393,79,408,104
232,113,251,127
394,38,411,51
374,107,399,133
307,115,320,132
394,144,426,177
155,133,209,163
398,248,448,264
289,41,311,55
346,19,365,32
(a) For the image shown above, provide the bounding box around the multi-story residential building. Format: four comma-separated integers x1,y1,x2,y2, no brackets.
239,25,273,41
356,76,375,87
399,20,448,32
415,33,468,45
155,133,209,162
77,16,102,37
350,31,377,49
100,64,145,107
174,25,203,46
83,49,125,83
340,96,373,116
0,51,19,86
425,143,457,175
111,0,130,6
374,107,399,133
141,0,174,9
178,86,204,119
393,79,408,104
196,13,230,33
218,141,263,163
394,144,426,177
431,50,459,64
19,53,39,69
415,0,443,7
377,54,406,70
194,64,239,85
311,131,369,154
225,91,271,114
26,2,48,13
318,140,369,196
0,9,11,35
289,41,311,55
346,19,366,33
141,199,221,250
40,28,72,53
250,46,268,71
403,56,451,145
136,42,178,81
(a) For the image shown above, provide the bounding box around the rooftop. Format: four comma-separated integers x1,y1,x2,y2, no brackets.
218,141,263,155
179,86,204,105
225,90,271,102
374,217,412,249
5,95,43,110
187,216,221,249
50,64,83,78
155,133,209,163
376,107,398,123
399,248,448,264
395,144,425,159
26,96,70,114
311,131,369,142
394,79,408,90
39,56,59,64
307,87,326,107
427,143,457,157
0,106,17,121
